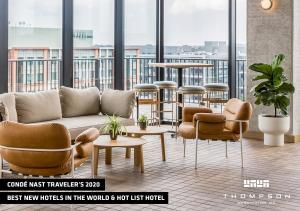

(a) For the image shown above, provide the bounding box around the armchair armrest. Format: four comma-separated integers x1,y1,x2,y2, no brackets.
75,128,99,159
183,107,212,122
194,113,226,124
194,113,226,135
75,128,100,144
225,119,249,123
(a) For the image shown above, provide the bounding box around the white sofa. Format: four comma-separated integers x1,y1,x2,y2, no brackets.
0,87,135,139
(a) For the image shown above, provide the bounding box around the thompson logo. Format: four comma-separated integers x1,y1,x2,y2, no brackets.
243,180,270,188
223,179,292,205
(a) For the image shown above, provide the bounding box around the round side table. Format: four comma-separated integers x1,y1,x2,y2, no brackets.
92,135,147,176
124,126,168,161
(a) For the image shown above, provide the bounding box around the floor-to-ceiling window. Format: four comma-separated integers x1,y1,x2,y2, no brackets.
3,0,246,96
73,0,114,91
164,0,229,89
124,0,157,90
8,0,62,92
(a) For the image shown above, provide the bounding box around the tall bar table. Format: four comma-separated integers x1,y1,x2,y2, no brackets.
149,63,214,123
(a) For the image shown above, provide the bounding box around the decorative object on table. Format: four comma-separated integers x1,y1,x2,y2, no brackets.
250,54,295,146
103,115,125,141
138,114,148,130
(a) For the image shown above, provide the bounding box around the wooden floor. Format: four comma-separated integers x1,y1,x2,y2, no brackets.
1,127,300,211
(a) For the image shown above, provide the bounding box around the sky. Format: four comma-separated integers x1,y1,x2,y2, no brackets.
9,0,247,46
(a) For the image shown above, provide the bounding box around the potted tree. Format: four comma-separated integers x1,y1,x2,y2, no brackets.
250,54,295,146
103,115,124,141
138,115,148,130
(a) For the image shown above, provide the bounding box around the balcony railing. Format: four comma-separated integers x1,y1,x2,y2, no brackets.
8,57,246,99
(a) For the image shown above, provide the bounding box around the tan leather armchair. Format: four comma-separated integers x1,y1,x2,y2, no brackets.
178,98,252,169
0,121,99,177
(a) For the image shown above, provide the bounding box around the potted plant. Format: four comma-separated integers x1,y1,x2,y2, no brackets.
103,115,124,141
250,54,295,146
138,115,148,130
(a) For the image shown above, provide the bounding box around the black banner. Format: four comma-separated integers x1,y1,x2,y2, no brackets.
0,192,168,204
0,179,105,191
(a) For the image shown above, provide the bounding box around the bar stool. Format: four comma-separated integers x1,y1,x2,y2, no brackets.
176,86,206,130
204,83,229,112
133,84,160,125
153,81,177,127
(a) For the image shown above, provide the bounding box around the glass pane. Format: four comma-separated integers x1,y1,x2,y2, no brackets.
236,0,247,100
74,0,114,91
164,0,229,83
124,0,156,90
8,0,62,92
164,0,229,109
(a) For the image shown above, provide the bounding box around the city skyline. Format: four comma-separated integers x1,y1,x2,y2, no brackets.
9,0,246,46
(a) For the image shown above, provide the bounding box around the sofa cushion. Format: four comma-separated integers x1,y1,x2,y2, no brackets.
60,86,100,118
15,90,62,123
0,93,18,122
101,89,135,118
36,115,134,140
0,103,9,121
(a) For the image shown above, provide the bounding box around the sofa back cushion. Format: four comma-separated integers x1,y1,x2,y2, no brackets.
0,93,18,122
15,90,62,123
101,89,135,118
0,103,9,121
60,86,100,118
223,98,253,134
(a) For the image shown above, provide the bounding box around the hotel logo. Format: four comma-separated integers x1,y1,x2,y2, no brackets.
243,180,269,188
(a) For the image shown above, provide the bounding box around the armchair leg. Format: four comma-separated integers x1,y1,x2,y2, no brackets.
71,148,75,178
195,120,199,169
240,122,244,168
225,141,228,158
195,138,199,169
183,139,186,157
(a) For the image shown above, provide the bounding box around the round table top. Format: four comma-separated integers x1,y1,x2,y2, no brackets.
149,62,214,69
124,126,168,135
93,135,147,147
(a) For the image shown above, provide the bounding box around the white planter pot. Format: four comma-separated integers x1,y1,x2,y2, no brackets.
258,114,290,147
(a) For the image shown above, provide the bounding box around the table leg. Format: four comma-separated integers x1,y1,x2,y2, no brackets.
177,67,183,123
105,147,112,165
93,146,100,177
126,147,131,158
160,133,166,161
134,146,140,167
140,146,144,173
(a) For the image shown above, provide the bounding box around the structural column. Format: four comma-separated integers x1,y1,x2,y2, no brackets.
114,0,125,90
0,0,8,93
62,0,73,87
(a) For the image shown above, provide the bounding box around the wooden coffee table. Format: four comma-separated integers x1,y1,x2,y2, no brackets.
124,126,168,161
92,135,147,176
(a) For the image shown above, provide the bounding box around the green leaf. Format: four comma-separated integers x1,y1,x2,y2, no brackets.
272,67,284,87
272,54,285,69
275,96,290,116
253,74,271,81
249,63,272,76
277,83,295,94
